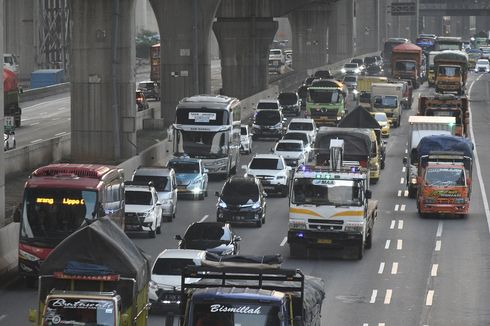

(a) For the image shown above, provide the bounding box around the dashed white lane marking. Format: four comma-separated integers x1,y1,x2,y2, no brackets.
397,190,402,197
394,204,399,211
436,221,443,237
431,264,439,277
379,324,386,326
391,262,399,275
400,204,406,211
435,240,442,252
397,239,403,250
55,132,67,136
402,166,406,173
198,215,209,223
400,177,404,184
405,148,408,154
426,290,435,306
30,139,44,144
30,122,40,126
378,262,385,274
384,289,392,304
0,315,6,322
385,240,391,249
404,190,409,197
390,220,396,229
280,236,287,247
370,289,378,303
398,220,404,230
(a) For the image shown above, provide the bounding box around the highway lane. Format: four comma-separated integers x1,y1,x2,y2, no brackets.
2,75,490,326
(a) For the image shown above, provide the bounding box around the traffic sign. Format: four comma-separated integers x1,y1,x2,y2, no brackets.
390,2,416,16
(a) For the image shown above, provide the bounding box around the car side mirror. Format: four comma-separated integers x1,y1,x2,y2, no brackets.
403,157,408,165
241,165,247,171
235,235,242,242
263,192,268,197
366,190,372,199
175,235,183,241
215,191,220,197
203,168,209,174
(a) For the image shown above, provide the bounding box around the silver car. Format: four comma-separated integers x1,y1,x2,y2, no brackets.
240,125,253,154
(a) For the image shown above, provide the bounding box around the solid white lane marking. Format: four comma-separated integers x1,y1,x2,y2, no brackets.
404,190,409,197
55,132,67,136
468,74,490,233
385,240,391,249
0,315,6,321
198,215,209,223
370,289,378,303
435,240,442,251
390,220,396,229
397,239,403,250
379,324,386,326
400,204,406,211
436,221,443,237
363,324,368,326
30,139,44,144
378,262,385,274
280,237,287,247
394,204,399,211
400,177,404,184
397,190,402,197
426,290,435,306
391,262,399,275
398,220,404,230
431,264,439,277
384,289,392,304
402,166,406,173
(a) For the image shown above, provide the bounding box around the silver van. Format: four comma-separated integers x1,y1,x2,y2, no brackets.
132,167,178,222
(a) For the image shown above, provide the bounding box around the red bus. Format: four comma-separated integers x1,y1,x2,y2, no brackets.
18,164,125,280
150,43,160,82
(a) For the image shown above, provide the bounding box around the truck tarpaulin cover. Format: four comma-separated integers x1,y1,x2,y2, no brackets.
417,135,473,159
40,217,150,291
3,68,17,93
338,106,381,129
392,43,422,53
315,127,372,158
434,51,468,65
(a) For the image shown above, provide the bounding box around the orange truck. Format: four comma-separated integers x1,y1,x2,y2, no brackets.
390,43,423,88
415,135,473,218
418,94,469,137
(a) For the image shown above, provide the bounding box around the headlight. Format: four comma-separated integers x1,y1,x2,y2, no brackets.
252,201,261,209
454,198,466,204
344,222,364,233
276,176,286,180
19,249,40,262
354,68,360,73
336,116,342,120
273,122,282,129
252,124,259,129
218,200,227,208
190,178,201,185
221,248,235,255
160,199,171,205
192,187,201,194
137,211,152,218
341,68,346,73
289,220,306,230
353,89,359,94
424,197,436,204
149,280,159,291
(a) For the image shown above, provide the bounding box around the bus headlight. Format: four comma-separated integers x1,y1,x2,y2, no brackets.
344,222,364,233
19,249,40,262
289,220,306,230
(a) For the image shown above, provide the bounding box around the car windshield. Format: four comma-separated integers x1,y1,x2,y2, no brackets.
373,95,398,108
374,113,388,122
477,60,488,65
133,175,170,191
425,167,465,186
240,127,247,135
185,224,232,242
257,102,279,110
278,93,298,105
364,57,376,65
351,59,362,65
168,162,200,174
276,142,303,152
138,82,154,90
221,181,259,204
289,122,313,131
345,63,358,68
292,178,363,206
284,133,308,145
125,190,152,205
343,76,356,83
152,258,197,275
249,158,283,170
191,302,280,326
43,298,115,326
308,89,341,103
254,111,280,124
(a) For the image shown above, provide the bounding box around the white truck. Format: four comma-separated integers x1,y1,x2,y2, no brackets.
269,48,286,74
371,82,404,128
287,139,378,260
404,116,456,198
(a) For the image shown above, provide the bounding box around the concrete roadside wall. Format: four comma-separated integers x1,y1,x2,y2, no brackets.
0,222,19,275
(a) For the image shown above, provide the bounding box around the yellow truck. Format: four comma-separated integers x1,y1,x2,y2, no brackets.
356,76,388,109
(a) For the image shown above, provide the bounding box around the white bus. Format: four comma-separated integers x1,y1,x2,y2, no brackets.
173,95,241,177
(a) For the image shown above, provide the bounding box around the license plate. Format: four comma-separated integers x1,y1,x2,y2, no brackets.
317,239,332,244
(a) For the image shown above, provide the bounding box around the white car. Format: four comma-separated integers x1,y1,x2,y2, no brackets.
4,131,15,151
475,59,490,73
273,139,307,167
149,249,206,313
243,154,292,197
286,118,317,143
124,182,163,238
240,124,253,154
341,63,361,75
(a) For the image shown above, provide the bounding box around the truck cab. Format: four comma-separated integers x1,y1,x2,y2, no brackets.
371,83,403,128
305,86,345,126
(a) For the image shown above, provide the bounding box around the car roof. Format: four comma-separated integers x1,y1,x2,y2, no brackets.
138,80,155,84
277,139,303,145
125,185,153,192
285,131,309,138
252,153,281,159
155,249,207,260
168,157,200,164
289,118,315,123
226,176,257,184
134,167,173,177
258,99,279,104
256,109,281,114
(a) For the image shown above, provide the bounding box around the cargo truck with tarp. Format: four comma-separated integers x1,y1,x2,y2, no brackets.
391,43,423,88
305,80,346,126
414,135,473,218
180,254,325,326
418,94,469,137
29,217,151,326
3,67,21,127
434,51,468,95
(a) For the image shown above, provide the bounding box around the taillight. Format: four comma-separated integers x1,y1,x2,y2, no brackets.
359,160,367,168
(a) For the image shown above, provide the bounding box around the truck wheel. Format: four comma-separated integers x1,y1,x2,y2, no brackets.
14,117,21,128
365,228,373,249
149,225,156,238
408,186,417,199
355,241,365,260
255,218,263,227
397,116,401,127
289,243,307,258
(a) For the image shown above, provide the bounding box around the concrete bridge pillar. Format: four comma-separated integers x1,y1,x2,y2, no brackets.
356,0,380,54
288,3,329,72
71,0,136,163
150,0,220,127
328,0,355,63
0,0,5,224
213,18,277,99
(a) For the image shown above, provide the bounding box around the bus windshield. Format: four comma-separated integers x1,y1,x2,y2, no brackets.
308,89,341,103
174,130,229,159
191,302,280,326
43,298,115,326
292,178,363,206
21,189,97,244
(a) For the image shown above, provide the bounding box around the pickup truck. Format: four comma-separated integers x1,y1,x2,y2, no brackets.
269,49,286,74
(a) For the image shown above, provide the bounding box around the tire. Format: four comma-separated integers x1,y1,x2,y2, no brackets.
289,243,307,258
365,228,373,249
255,218,262,227
12,140,16,149
381,160,385,170
355,240,365,260
408,186,417,199
204,190,208,197
397,116,401,127
149,228,156,239
230,163,237,175
370,178,378,185
156,222,162,234
14,116,21,128
198,192,205,200
281,186,289,198
393,120,398,128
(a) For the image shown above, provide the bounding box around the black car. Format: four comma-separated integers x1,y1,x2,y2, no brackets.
278,92,300,116
137,81,160,101
366,64,384,76
297,85,308,110
175,222,241,255
252,109,285,140
303,76,316,86
216,176,267,227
